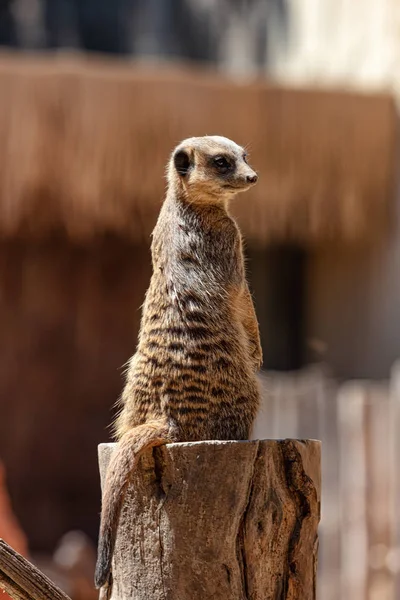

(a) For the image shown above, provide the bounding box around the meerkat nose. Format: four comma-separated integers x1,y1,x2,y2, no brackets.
246,174,258,184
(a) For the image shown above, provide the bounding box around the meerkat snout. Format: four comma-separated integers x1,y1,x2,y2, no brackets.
246,173,258,184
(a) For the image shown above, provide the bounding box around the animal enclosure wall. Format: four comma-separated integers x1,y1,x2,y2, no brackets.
0,236,151,551
0,231,398,600
306,233,400,379
247,245,306,371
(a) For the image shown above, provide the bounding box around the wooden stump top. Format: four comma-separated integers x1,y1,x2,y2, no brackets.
98,439,321,600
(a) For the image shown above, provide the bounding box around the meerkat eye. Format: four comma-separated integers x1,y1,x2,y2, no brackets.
243,154,248,164
213,156,231,172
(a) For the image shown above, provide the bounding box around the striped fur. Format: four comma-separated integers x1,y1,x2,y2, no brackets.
95,136,262,589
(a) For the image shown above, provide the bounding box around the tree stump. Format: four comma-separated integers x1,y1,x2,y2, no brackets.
98,439,321,600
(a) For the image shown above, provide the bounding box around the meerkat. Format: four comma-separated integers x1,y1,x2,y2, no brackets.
94,135,262,589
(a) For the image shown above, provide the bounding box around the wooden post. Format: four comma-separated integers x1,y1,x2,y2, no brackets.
98,439,321,600
337,384,368,600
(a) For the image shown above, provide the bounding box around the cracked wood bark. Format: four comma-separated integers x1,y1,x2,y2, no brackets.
98,439,321,600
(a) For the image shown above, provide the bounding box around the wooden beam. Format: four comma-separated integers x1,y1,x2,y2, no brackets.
0,539,71,600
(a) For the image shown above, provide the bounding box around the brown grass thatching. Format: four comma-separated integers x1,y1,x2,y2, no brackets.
0,52,397,244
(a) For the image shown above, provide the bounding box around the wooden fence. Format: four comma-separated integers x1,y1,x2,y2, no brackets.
253,362,400,600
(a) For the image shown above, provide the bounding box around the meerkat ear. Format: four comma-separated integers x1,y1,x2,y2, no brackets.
174,149,192,177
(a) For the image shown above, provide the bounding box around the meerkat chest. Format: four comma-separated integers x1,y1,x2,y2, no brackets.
175,212,244,279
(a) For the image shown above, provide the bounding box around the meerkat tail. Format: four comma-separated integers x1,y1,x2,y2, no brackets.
94,420,173,589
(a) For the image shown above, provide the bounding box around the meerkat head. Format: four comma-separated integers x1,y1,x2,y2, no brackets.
168,135,258,203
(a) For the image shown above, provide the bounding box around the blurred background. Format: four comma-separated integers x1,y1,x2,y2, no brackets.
0,1,399,599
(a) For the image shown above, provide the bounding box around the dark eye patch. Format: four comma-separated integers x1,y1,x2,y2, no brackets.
212,155,234,174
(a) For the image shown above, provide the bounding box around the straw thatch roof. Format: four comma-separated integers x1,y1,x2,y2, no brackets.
0,53,397,245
